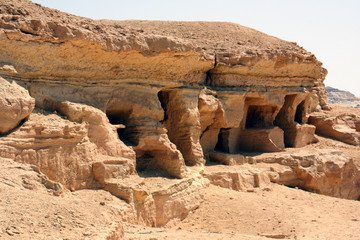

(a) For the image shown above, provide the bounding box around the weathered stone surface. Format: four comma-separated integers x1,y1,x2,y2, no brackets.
104,177,156,227
29,83,189,179
273,93,318,147
103,175,205,227
160,89,204,166
0,103,136,190
0,156,130,240
284,124,318,148
208,152,246,166
152,178,205,226
0,1,328,172
204,164,273,192
237,127,285,152
0,77,35,134
0,0,325,88
198,89,225,153
3,0,356,233
253,150,360,200
309,111,360,146
204,149,360,200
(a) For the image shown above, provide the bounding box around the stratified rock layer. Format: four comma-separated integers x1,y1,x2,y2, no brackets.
1,0,359,230
0,0,330,180
309,111,360,146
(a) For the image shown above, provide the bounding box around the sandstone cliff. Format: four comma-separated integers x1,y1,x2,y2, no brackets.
0,0,359,233
0,0,329,177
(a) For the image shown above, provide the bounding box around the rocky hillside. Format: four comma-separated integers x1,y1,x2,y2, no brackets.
0,0,359,239
326,86,360,108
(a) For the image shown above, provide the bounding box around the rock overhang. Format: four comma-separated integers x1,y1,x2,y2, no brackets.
1,1,360,230
0,0,325,88
0,0,332,190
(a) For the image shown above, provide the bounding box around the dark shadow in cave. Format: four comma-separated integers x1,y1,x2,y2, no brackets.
136,152,176,179
245,105,277,129
157,90,169,123
295,100,306,124
105,105,135,146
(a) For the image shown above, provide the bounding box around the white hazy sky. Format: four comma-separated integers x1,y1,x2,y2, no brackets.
32,0,360,96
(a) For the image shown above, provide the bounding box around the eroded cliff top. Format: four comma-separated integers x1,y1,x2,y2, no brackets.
0,0,325,83
2,0,308,55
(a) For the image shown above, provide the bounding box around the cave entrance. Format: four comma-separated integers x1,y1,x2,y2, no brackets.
135,151,175,178
295,100,306,124
214,128,228,153
157,90,170,123
245,105,277,129
105,103,135,146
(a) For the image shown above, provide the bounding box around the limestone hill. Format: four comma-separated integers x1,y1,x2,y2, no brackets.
0,0,359,239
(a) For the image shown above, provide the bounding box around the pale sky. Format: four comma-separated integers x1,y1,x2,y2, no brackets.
32,0,360,96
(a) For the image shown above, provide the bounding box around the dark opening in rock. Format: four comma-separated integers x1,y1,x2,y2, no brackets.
135,151,176,178
215,128,229,152
106,107,132,125
246,105,277,129
295,100,305,124
105,104,134,145
157,90,169,123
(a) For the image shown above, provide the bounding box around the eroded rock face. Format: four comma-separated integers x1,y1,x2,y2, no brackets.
309,111,360,146
103,175,206,227
2,0,357,232
0,1,327,172
0,77,35,134
253,150,360,200
0,103,136,190
0,0,331,187
204,149,360,200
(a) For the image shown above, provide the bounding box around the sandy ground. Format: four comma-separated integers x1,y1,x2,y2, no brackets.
1,107,360,240
2,151,359,240
125,184,360,240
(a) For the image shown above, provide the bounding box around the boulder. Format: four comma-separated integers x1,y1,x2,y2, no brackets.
309,112,360,146
204,149,360,200
285,123,318,148
253,150,360,200
0,77,35,134
103,175,205,227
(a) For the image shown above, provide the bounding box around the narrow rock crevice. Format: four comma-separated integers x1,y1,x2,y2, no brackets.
205,54,217,86
157,90,169,123
295,100,306,124
214,128,229,153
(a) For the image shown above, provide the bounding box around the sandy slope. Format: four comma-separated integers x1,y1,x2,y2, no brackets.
1,104,360,240
1,148,360,240
124,184,360,240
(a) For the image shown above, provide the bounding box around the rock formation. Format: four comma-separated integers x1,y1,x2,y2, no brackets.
326,86,360,108
0,0,359,232
309,108,360,146
0,76,35,134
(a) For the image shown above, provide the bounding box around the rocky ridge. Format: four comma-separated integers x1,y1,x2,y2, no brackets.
325,86,360,108
0,0,359,239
